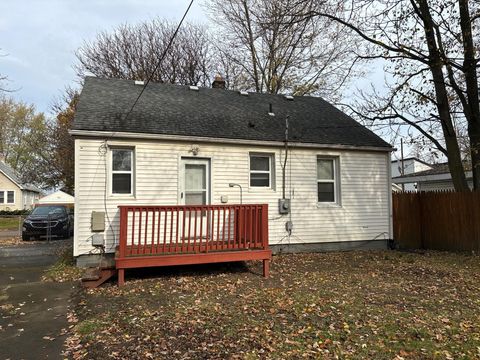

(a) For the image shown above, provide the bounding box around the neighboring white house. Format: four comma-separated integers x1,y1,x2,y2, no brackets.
393,162,473,191
37,190,74,205
391,157,433,191
71,77,393,265
0,160,42,211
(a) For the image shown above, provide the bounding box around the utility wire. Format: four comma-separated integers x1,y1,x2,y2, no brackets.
109,0,194,140
99,0,194,251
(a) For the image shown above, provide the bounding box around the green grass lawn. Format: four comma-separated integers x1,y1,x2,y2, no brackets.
70,251,480,359
0,217,21,230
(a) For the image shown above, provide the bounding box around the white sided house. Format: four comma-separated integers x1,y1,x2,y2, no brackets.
38,190,74,205
391,157,433,191
71,77,393,267
393,162,473,192
0,160,41,211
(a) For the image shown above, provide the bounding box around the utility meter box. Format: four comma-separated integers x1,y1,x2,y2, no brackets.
92,233,104,247
91,211,105,232
278,198,291,214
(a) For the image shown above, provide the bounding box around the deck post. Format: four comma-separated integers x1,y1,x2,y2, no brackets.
118,206,127,259
261,204,269,249
263,259,270,278
118,269,125,286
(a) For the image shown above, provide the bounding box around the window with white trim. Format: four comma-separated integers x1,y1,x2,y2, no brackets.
317,157,339,203
0,190,15,204
249,153,274,188
7,191,14,204
111,148,134,195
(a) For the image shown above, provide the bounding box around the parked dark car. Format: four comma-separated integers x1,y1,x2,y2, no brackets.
22,205,74,241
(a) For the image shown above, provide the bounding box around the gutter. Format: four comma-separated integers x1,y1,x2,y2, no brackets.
69,129,393,153
390,157,432,167
387,152,393,241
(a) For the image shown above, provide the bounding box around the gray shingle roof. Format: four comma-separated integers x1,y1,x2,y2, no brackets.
0,161,41,193
73,77,391,149
393,161,472,180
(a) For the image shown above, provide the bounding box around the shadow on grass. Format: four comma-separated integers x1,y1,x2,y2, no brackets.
117,261,253,284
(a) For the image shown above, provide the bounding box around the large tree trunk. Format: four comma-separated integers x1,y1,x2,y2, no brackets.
469,128,480,189
458,0,480,190
416,0,470,191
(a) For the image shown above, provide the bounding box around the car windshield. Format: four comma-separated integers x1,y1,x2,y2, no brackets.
31,206,66,216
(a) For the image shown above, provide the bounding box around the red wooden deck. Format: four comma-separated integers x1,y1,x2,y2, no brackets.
115,204,271,285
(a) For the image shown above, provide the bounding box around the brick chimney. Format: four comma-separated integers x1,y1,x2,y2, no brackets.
212,74,226,89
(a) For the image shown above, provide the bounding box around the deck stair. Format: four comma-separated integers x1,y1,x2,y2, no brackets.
81,267,116,289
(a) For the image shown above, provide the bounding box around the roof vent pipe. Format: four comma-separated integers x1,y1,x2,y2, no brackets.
268,103,275,116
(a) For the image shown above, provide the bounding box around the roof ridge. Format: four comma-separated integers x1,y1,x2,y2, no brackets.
85,75,326,101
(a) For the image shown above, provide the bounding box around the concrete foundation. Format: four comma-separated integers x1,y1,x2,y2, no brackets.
75,240,391,267
76,253,115,268
270,239,390,254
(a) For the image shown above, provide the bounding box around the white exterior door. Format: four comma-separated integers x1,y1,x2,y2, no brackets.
179,158,210,206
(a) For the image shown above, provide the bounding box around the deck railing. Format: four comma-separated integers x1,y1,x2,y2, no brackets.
117,204,269,258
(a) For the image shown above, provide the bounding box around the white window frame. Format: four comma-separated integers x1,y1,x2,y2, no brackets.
249,153,274,189
110,147,135,196
6,190,15,204
317,157,340,205
0,190,14,204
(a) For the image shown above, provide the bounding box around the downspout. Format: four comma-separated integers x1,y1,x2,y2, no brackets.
387,151,394,247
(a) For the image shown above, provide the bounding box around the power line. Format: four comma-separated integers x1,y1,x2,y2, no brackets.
117,0,194,128
99,0,194,249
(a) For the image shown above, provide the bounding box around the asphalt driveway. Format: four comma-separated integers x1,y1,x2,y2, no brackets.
0,240,77,360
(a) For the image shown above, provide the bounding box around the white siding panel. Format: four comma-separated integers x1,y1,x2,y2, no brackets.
74,138,390,256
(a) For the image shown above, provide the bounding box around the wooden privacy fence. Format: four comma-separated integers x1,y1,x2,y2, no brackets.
393,191,480,251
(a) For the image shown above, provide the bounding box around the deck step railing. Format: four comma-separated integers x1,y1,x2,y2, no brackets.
118,204,269,258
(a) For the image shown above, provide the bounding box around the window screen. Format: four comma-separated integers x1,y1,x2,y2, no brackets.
250,154,273,188
112,149,133,194
317,158,338,203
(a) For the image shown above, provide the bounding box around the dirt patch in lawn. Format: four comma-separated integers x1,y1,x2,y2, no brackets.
70,251,480,359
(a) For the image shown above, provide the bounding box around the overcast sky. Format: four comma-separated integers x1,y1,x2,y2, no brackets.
0,0,205,114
